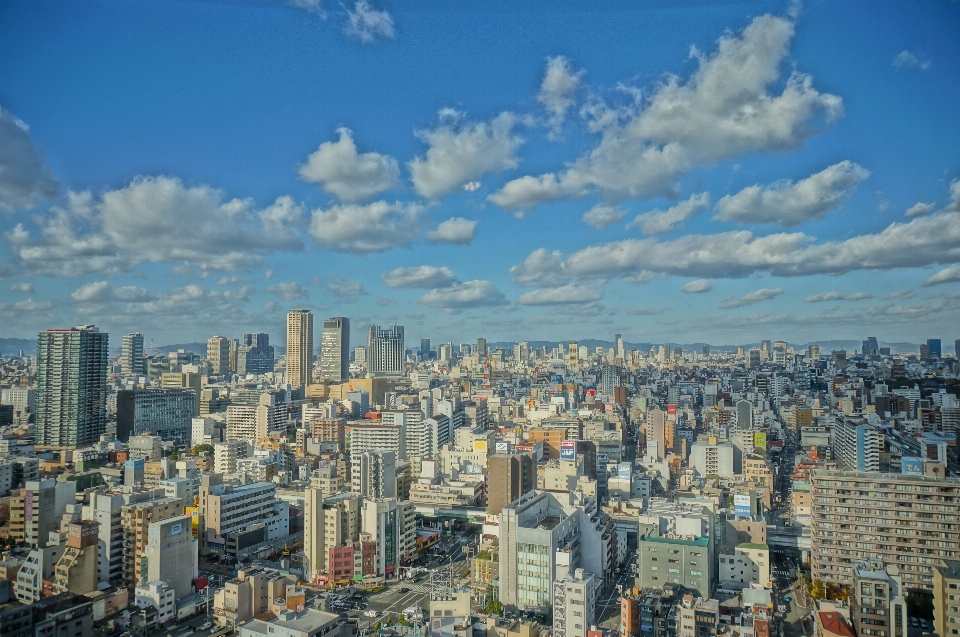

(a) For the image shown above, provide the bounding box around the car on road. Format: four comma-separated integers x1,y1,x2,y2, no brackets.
397,587,409,594
364,611,378,618
910,617,920,628
783,596,790,602
920,619,930,630
200,623,212,631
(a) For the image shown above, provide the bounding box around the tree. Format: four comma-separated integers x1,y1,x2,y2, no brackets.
484,599,503,615
192,443,214,455
373,621,382,632
167,451,181,461
811,578,826,600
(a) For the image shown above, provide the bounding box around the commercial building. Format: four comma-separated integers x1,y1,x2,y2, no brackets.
934,560,960,637
237,333,275,375
36,325,109,448
121,333,145,376
320,317,350,382
718,543,770,589
207,336,232,376
116,389,196,441
635,501,714,598
146,514,197,600
121,496,185,590
351,450,396,499
486,452,536,515
552,569,599,637
204,482,289,553
9,478,76,548
360,498,415,578
51,520,100,595
286,309,315,388
238,607,341,637
367,324,405,377
303,490,361,584
811,470,960,592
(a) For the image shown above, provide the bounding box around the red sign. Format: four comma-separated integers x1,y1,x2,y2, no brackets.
667,404,677,415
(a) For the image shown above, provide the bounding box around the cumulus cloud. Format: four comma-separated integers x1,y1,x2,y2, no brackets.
9,282,33,293
893,50,931,71
0,107,59,213
805,291,873,302
538,56,584,138
463,181,481,192
517,284,603,306
309,200,425,253
508,248,567,288
626,306,665,316
582,204,625,229
922,265,960,287
418,280,506,309
265,282,308,300
714,162,868,226
628,193,710,234
409,112,522,199
490,15,842,210
71,281,111,303
6,177,305,277
327,279,366,296
682,279,713,293
885,290,915,300
720,287,784,309
905,202,936,218
381,265,458,289
299,128,398,203
345,1,394,43
426,217,477,245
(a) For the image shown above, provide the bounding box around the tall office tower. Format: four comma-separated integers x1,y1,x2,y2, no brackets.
760,340,771,358
615,334,625,361
286,309,314,388
702,344,710,357
927,338,942,358
956,339,960,359
121,333,145,376
36,325,109,448
353,345,367,364
476,337,486,356
486,452,536,515
862,336,879,357
320,317,350,382
206,336,231,376
809,343,820,361
420,339,431,359
660,343,670,363
367,324,404,377
237,333,275,375
228,338,239,373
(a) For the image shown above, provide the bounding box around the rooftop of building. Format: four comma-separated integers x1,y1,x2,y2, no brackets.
817,612,854,637
737,543,769,551
936,560,960,580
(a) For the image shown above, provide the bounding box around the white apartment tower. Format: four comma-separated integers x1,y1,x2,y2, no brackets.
367,324,404,377
320,317,350,382
286,309,314,388
121,333,145,376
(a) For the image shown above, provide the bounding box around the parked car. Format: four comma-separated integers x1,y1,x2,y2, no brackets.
920,619,930,630
910,617,919,628
200,622,212,630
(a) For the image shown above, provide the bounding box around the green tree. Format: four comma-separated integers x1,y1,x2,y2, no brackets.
192,443,214,455
811,578,826,599
484,599,503,615
373,621,382,632
167,451,181,461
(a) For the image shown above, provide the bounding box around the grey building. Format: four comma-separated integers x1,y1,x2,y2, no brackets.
635,525,712,598
320,317,350,382
36,325,108,448
121,333,145,376
237,333,275,375
367,324,404,377
116,389,196,441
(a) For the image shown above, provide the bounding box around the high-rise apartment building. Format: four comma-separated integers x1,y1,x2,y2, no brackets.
367,324,404,377
934,560,960,637
850,562,908,637
350,450,397,499
811,470,960,593
36,325,109,448
121,333,145,376
286,310,314,388
320,317,350,382
237,333,275,375
207,336,231,376
486,452,536,515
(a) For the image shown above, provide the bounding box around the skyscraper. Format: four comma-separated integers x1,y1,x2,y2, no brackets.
120,333,145,376
367,324,404,377
927,338,942,358
615,333,625,361
862,336,879,357
286,309,314,388
320,317,350,382
420,338,431,359
36,325,109,448
476,337,486,356
237,333,274,375
206,336,231,376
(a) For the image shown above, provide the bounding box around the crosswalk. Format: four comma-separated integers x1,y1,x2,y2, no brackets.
370,582,433,598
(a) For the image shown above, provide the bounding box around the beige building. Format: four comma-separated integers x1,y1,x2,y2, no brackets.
52,520,100,595
207,336,232,376
719,543,770,589
121,496,184,589
286,310,314,389
934,560,960,637
302,490,361,584
213,566,295,627
811,470,960,591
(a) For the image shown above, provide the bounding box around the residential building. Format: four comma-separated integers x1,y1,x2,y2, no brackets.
486,452,536,515
811,470,960,592
320,317,350,382
51,520,100,595
349,421,406,459
833,416,881,472
367,324,405,378
35,325,109,448
204,481,289,553
676,595,718,637
718,543,770,589
689,440,738,478
121,496,184,590
238,607,341,637
360,498,415,578
9,478,76,548
351,450,396,499
207,336,232,376
121,333,145,376
81,491,126,586
934,560,960,637
215,439,249,474
850,562,908,637
286,309,314,388
16,543,67,603
303,490,361,584
553,569,599,637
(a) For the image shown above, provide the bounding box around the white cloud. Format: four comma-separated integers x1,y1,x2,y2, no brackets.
714,161,869,226
490,15,842,210
628,192,710,234
626,306,665,316
508,248,567,287
426,217,477,245
409,112,522,199
327,278,366,296
381,265,458,289
0,107,59,212
299,128,399,203
720,287,784,309
538,56,584,138
805,291,873,302
885,290,915,300
517,284,602,306
893,50,931,71
345,1,394,44
71,281,111,302
582,204,625,229
265,282,308,300
463,181,481,192
905,202,935,218
922,265,960,287
309,200,425,254
290,0,323,14
418,280,506,309
7,177,305,277
682,279,712,293
9,282,33,293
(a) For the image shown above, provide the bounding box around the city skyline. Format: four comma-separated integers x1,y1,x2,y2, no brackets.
1,1,959,345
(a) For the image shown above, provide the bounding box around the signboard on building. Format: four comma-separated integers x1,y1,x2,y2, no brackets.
185,507,200,538
901,456,923,475
617,462,632,480
171,522,182,536
474,439,487,452
753,432,767,449
667,404,677,415
733,493,752,517
495,441,511,453
559,441,577,460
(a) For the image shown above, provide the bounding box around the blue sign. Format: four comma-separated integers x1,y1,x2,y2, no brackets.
901,457,922,475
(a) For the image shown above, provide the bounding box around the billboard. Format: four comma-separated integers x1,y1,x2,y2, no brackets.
495,441,511,453
559,441,577,460
901,457,923,475
617,462,632,480
733,493,752,517
474,439,487,452
753,432,767,449
667,404,677,415
186,507,200,538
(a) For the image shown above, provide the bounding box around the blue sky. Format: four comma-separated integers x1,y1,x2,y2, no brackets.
2,0,960,348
